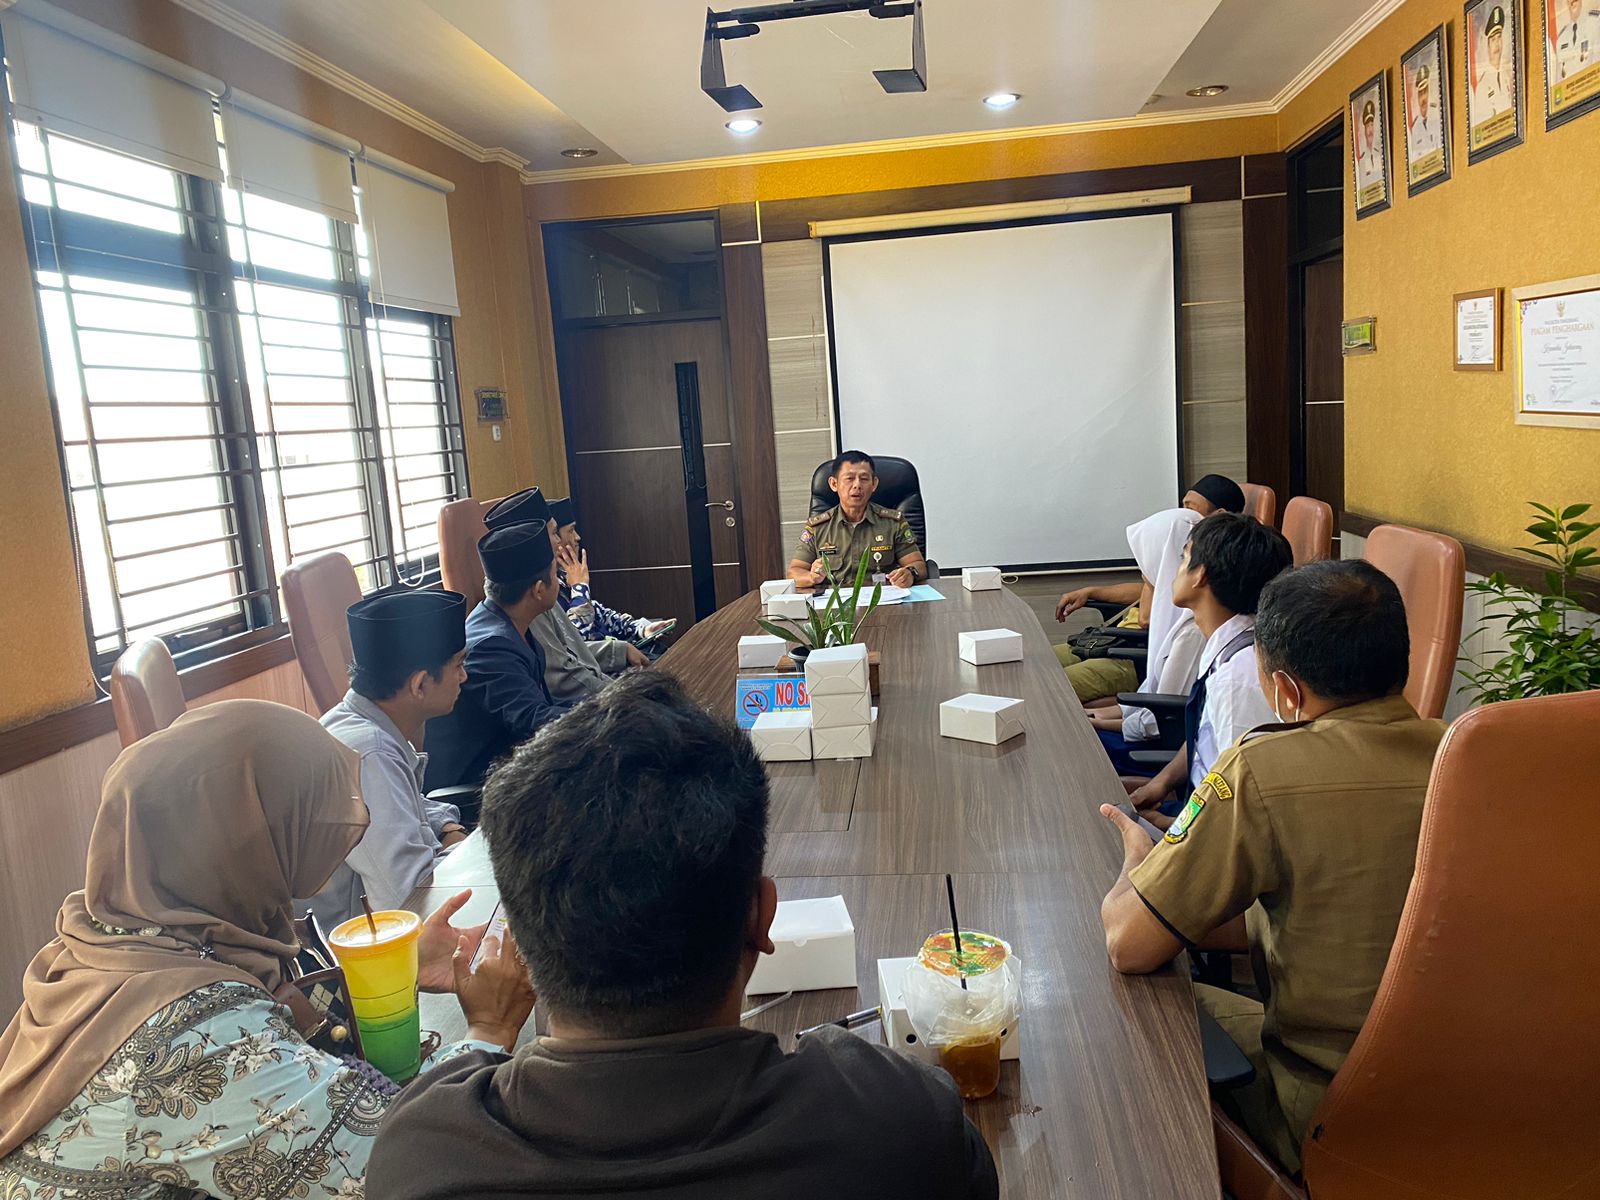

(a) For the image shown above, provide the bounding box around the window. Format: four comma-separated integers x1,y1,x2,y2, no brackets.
14,120,468,672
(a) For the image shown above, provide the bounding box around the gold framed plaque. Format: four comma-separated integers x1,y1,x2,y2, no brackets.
1512,274,1600,427
1454,288,1502,370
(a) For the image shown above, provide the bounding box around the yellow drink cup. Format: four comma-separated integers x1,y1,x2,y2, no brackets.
328,910,423,1082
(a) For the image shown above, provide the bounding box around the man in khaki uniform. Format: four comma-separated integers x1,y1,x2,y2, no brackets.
789,450,927,588
1096,560,1445,1173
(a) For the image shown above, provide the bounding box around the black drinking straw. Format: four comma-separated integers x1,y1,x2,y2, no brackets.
360,894,378,942
944,873,967,991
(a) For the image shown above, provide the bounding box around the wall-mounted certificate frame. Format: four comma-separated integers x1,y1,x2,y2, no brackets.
1512,274,1600,426
1349,71,1394,218
1541,0,1600,130
1343,316,1378,356
1464,0,1526,163
1402,26,1454,195
1454,288,1502,370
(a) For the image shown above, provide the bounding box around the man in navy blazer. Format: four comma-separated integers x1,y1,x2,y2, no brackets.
425,520,574,790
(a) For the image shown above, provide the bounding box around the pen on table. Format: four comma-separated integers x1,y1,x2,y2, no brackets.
795,1007,881,1040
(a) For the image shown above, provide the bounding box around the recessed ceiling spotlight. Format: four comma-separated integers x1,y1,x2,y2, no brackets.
1147,94,1163,105
1186,84,1229,98
983,92,1020,109
560,147,598,159
726,117,762,134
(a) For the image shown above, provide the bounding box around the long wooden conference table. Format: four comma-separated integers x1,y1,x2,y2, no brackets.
408,580,1218,1197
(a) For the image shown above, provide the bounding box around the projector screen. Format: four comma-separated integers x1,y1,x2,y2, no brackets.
825,211,1180,569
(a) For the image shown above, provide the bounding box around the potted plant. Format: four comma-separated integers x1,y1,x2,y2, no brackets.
1459,502,1599,705
757,548,882,666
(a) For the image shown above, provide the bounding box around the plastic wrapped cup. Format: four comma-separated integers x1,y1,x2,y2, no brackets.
328,910,423,1082
901,930,1020,1099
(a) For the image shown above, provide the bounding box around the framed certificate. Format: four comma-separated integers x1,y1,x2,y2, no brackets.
1454,288,1502,370
1542,0,1600,130
1512,274,1600,426
1349,71,1393,218
1402,26,1453,195
1464,0,1526,163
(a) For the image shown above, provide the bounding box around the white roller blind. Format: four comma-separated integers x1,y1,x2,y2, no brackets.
1,0,223,181
356,151,459,316
220,92,359,224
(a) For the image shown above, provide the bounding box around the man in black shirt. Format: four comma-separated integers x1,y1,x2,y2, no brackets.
372,672,996,1200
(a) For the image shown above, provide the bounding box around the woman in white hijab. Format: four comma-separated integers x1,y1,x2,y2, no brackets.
1085,509,1207,765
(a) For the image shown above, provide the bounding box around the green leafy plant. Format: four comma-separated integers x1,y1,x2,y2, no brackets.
757,548,882,650
1459,502,1600,705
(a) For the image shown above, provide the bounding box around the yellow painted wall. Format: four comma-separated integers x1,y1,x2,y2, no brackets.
528,114,1281,220
1280,0,1600,553
0,0,561,729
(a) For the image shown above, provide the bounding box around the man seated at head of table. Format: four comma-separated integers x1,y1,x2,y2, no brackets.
1053,474,1248,702
372,671,998,1200
549,495,674,652
1096,560,1446,1174
788,450,928,589
484,488,639,697
305,589,472,928
424,520,575,790
1118,512,1293,814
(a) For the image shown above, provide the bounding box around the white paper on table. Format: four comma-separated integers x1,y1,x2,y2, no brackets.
768,895,854,942
809,584,911,607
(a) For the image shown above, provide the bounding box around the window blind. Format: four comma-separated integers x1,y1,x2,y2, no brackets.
355,150,460,316
1,0,223,181
219,91,360,226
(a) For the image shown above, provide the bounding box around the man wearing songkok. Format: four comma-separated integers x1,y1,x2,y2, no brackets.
425,521,573,790
306,589,471,926
550,495,673,652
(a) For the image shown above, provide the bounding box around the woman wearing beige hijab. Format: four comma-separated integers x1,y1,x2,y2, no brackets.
0,700,533,1198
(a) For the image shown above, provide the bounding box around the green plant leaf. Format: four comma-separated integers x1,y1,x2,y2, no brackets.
756,618,810,645
1560,503,1591,520
1529,502,1557,517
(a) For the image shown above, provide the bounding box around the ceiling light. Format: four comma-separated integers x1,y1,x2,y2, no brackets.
983,92,1020,110
560,147,598,159
726,117,762,135
1186,84,1229,98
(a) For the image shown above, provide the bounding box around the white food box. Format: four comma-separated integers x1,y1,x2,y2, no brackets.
958,628,1023,666
803,643,869,696
751,711,812,762
810,707,877,760
738,634,787,670
962,566,1003,591
760,579,796,601
877,956,1021,1064
766,593,811,621
808,688,872,730
746,895,857,994
939,693,1026,745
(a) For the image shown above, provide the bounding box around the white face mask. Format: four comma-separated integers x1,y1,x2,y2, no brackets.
1271,676,1302,723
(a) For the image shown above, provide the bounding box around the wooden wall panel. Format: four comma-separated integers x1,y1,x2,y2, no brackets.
721,243,784,582
1242,188,1292,502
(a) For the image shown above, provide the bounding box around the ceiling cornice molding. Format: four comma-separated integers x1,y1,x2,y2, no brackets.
166,0,529,171
519,99,1278,186
1269,0,1409,111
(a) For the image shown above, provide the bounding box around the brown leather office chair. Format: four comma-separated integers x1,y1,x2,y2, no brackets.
437,496,498,610
281,551,362,715
1241,482,1277,527
1363,524,1465,720
109,638,185,748
1216,688,1600,1200
1281,496,1333,566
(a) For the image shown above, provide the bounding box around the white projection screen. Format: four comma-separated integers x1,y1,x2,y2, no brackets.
825,211,1181,568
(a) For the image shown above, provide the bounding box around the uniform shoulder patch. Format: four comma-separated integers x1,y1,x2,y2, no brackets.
1164,791,1206,844
804,510,832,528
873,504,902,520
1199,769,1233,801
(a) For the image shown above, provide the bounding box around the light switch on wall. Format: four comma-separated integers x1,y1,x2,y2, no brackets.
491,424,502,442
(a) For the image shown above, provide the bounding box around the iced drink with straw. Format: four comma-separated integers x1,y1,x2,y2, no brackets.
902,929,1020,1099
328,909,423,1081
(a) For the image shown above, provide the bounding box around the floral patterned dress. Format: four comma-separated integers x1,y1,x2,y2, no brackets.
0,981,486,1199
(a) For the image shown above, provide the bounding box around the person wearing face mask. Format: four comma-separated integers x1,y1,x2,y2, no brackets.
1094,560,1446,1174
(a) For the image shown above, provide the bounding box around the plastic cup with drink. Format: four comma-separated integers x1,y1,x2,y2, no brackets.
327,909,423,1082
901,929,1021,1099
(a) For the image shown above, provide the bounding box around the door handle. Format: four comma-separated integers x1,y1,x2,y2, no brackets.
705,499,735,510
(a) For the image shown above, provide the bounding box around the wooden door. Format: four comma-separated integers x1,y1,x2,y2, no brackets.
1301,255,1345,547
558,319,744,632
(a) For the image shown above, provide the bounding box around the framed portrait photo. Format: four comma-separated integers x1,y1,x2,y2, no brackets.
1464,0,1525,162
1349,72,1393,218
1542,0,1600,129
1402,27,1453,194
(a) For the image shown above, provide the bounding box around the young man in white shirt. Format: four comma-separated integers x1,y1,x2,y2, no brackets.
1126,513,1293,819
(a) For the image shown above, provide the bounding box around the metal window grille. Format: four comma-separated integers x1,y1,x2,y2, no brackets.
13,120,468,676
